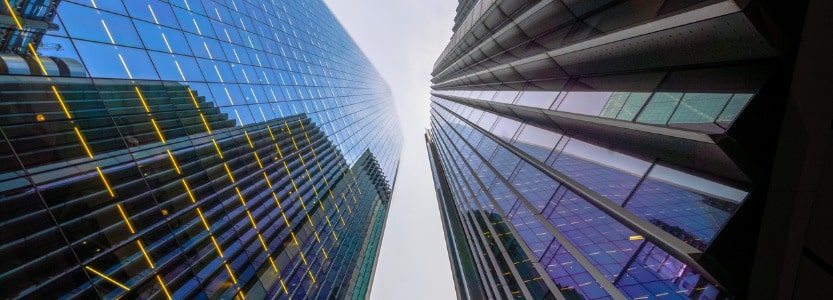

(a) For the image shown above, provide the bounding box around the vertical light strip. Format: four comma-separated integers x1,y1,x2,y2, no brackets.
135,87,151,112
96,167,115,197
27,43,49,75
136,240,155,269
50,86,72,119
74,127,94,159
167,150,182,174
116,204,135,233
156,275,172,300
3,0,23,29
150,119,166,144
117,53,133,79
100,19,115,44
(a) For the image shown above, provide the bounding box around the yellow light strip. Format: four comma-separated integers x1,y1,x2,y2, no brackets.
284,122,293,135
223,163,235,182
3,0,23,29
266,125,276,140
212,139,223,158
196,208,211,231
290,231,299,245
262,172,273,188
244,131,254,148
320,248,329,259
96,167,115,197
257,233,269,251
268,256,279,273
253,151,263,169
629,235,644,241
166,150,181,174
290,136,299,150
272,192,282,208
85,266,131,291
282,212,291,227
224,263,238,284
210,236,225,258
199,113,212,134
156,275,173,300
299,251,308,265
307,270,316,283
182,179,196,203
134,86,150,112
137,240,155,269
235,187,248,206
279,279,289,294
275,144,284,158
116,204,135,233
75,127,94,159
27,43,48,75
186,88,201,108
151,118,166,144
50,86,72,119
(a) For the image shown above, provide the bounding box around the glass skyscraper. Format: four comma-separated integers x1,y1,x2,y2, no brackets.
427,0,831,299
0,0,402,299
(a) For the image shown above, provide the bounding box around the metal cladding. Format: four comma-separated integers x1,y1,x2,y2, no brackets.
427,0,826,299
0,0,402,299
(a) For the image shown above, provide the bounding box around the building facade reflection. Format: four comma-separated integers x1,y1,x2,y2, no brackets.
427,0,829,299
0,0,401,298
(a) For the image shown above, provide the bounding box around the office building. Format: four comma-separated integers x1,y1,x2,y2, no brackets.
427,0,832,299
0,0,402,298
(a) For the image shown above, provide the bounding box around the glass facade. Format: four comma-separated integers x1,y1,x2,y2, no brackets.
0,0,401,299
426,0,786,299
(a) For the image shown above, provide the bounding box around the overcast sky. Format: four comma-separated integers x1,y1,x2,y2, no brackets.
322,0,458,299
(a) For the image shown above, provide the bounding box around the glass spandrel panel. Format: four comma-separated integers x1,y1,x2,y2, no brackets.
74,40,158,80
123,0,179,27
669,93,731,124
61,5,141,48
635,92,682,124
66,0,126,14
555,92,613,116
599,92,629,118
550,138,651,204
134,20,191,55
491,117,522,141
492,90,519,103
717,93,754,123
511,124,562,162
624,164,747,246
514,91,559,108
615,92,650,121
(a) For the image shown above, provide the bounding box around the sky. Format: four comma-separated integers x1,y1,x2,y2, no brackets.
321,0,459,299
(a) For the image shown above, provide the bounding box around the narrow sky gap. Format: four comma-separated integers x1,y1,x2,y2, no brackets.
323,0,458,298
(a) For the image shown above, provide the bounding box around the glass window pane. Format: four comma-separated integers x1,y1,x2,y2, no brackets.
717,94,754,123
616,92,651,121
74,40,158,80
669,93,731,124
635,92,682,124
599,92,629,118
515,91,559,108
556,92,612,116
58,2,142,47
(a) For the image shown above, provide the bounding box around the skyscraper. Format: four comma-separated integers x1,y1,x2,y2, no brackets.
0,0,402,299
427,0,831,299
